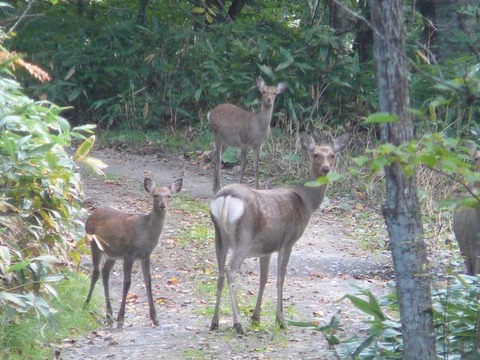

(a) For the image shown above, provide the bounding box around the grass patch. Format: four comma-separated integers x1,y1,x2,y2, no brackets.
173,193,213,249
182,349,208,359
0,271,101,360
95,128,213,155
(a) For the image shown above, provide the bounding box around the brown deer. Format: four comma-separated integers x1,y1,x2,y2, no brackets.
84,177,183,328
209,133,347,334
208,78,288,194
452,146,480,275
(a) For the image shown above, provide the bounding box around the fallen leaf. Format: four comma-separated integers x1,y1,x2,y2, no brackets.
167,277,178,285
126,293,138,303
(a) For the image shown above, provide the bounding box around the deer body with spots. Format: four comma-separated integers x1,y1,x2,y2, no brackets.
208,78,288,193
209,134,347,334
84,177,183,328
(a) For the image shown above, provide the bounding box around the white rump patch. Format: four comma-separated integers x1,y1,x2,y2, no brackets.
211,195,245,224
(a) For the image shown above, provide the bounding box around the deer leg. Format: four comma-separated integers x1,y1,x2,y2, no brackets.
141,257,158,327
212,141,225,194
225,250,249,335
252,146,261,189
275,246,294,329
116,253,135,329
101,258,116,327
210,222,228,331
239,147,248,184
251,255,271,324
84,241,103,307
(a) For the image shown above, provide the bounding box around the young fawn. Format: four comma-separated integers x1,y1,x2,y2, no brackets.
208,78,288,193
209,134,347,334
84,177,183,328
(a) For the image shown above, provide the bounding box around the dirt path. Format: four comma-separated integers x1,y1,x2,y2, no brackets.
60,148,393,360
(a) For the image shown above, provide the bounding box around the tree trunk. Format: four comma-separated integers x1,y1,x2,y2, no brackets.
227,0,247,21
370,1,436,358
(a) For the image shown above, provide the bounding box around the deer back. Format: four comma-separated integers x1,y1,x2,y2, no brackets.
211,185,311,255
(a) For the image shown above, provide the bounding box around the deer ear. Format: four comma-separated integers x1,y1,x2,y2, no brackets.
300,134,316,153
144,178,156,193
277,82,288,93
333,134,348,153
170,178,183,193
256,78,266,91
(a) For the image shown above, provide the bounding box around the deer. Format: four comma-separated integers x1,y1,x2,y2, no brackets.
83,177,183,328
209,133,348,334
208,78,288,194
452,145,480,275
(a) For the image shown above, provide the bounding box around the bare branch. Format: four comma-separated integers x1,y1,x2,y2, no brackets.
8,0,36,34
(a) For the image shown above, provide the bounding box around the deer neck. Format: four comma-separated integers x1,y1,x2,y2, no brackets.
148,209,167,239
257,103,274,128
296,177,328,216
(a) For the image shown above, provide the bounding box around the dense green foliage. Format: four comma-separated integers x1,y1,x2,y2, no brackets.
0,54,103,357
5,1,373,130
341,275,480,358
5,1,478,139
0,271,101,360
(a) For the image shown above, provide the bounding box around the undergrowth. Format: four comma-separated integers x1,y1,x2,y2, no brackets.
0,271,101,360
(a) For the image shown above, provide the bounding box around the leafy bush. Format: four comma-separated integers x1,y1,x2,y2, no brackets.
0,271,101,359
289,275,480,358
0,68,101,326
339,275,480,359
6,1,374,131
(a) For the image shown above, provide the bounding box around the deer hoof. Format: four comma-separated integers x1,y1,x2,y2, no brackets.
151,318,159,327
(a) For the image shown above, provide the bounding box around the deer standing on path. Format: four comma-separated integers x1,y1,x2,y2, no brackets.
84,177,183,328
452,147,480,275
208,78,288,194
209,134,348,334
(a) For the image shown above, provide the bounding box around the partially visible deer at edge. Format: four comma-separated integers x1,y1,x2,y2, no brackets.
208,78,288,194
209,133,348,334
84,177,183,328
452,147,480,275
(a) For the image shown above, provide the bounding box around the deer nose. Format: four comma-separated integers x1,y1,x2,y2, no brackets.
159,203,167,210
321,165,331,174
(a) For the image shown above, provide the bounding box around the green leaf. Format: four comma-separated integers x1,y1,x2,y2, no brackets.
25,143,55,159
8,260,30,272
354,155,369,167
417,153,437,167
74,135,95,158
192,6,205,14
346,293,384,320
33,255,59,264
0,292,27,307
257,64,274,78
365,112,399,124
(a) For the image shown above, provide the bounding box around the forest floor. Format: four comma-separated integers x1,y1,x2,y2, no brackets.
58,145,457,359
